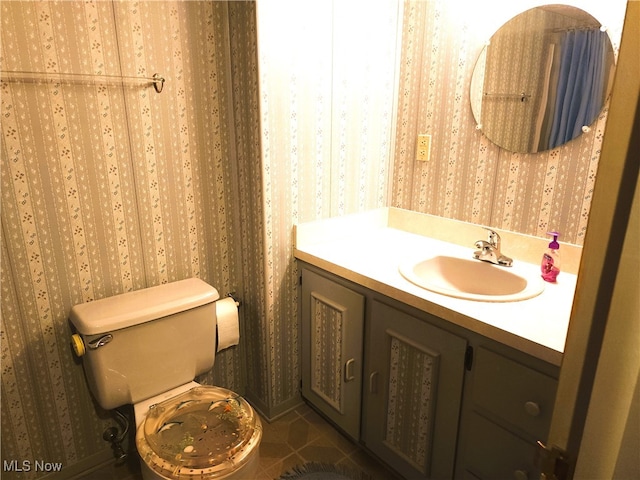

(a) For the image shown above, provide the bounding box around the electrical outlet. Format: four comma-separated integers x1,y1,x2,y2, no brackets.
416,134,431,162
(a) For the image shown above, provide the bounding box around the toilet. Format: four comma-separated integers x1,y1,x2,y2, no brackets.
69,278,261,480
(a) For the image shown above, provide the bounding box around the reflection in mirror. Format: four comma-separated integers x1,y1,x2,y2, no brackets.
470,5,616,153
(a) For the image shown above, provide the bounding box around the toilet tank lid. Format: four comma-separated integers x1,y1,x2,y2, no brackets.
70,278,219,335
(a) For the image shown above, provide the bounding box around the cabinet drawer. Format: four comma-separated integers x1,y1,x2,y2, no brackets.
463,412,541,480
472,347,557,439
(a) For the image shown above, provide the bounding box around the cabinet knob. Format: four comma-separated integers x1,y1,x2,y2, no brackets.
524,401,540,417
513,469,528,480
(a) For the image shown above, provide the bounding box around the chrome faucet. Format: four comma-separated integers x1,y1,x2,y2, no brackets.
473,228,513,266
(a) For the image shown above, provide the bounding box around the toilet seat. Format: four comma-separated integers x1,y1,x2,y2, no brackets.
135,385,261,479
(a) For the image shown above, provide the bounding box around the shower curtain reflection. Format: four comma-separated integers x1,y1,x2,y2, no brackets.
548,28,608,149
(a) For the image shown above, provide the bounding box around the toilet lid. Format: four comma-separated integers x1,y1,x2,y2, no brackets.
136,386,261,479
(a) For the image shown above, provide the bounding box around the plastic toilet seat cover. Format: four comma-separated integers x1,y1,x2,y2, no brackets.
136,386,261,479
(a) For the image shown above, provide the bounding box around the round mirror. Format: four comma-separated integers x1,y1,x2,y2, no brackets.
470,5,616,153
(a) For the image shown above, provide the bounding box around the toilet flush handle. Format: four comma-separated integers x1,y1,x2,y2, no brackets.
88,334,113,350
71,333,113,357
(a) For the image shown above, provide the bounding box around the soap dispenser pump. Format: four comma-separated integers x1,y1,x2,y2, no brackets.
541,231,561,282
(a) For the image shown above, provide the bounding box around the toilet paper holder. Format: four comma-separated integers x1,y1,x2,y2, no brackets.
226,292,241,308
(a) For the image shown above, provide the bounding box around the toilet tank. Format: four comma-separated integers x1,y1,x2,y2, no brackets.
69,278,219,411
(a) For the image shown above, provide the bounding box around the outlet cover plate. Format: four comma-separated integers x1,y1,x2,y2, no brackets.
417,134,431,161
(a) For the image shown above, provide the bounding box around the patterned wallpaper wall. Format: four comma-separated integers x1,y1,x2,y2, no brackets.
1,1,261,477
392,0,627,245
255,0,399,412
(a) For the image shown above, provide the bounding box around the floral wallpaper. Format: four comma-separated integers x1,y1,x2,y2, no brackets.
255,0,399,413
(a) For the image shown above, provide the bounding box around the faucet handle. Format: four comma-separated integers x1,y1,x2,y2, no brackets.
483,227,500,247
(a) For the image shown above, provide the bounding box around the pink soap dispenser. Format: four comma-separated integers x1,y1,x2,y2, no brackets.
541,231,561,282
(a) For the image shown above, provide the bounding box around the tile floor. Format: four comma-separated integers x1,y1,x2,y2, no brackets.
76,402,400,480
256,403,398,480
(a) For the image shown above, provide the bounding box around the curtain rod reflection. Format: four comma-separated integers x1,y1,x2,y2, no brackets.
484,92,531,102
547,25,607,34
0,70,165,93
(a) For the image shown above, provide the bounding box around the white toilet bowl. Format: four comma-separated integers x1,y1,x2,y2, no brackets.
134,383,261,480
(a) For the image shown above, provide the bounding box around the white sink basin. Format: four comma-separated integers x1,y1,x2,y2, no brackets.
399,255,544,302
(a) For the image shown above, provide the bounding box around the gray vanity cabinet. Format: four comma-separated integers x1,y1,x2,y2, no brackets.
362,299,467,480
300,268,365,440
299,264,558,480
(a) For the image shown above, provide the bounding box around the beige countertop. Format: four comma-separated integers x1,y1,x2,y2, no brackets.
294,208,581,366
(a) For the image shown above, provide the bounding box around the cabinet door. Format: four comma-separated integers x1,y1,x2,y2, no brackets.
301,269,365,440
363,300,467,479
